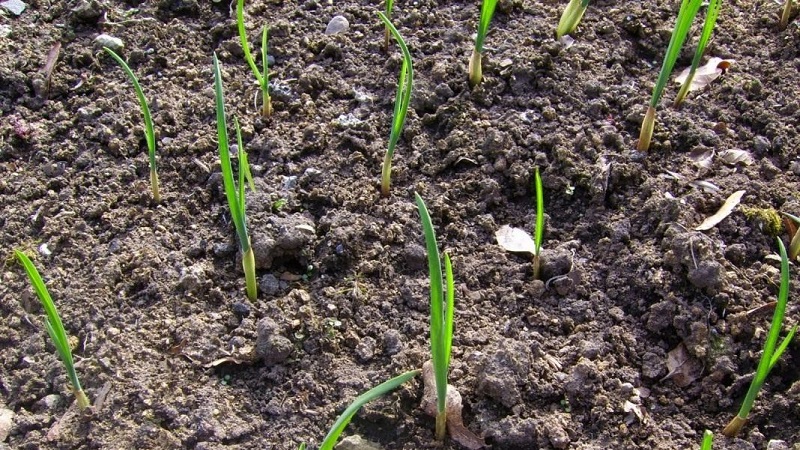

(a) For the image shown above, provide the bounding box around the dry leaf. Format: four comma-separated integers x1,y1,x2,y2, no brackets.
689,147,715,169
496,225,536,254
719,149,754,166
689,180,721,193
674,57,734,92
421,361,485,450
695,190,745,231
661,343,703,387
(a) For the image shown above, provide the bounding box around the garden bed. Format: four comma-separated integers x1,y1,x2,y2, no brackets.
0,0,798,448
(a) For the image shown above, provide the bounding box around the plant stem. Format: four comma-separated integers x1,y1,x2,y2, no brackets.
637,106,656,151
260,26,272,117
722,415,746,437
780,0,792,29
468,48,482,87
150,168,161,203
242,244,257,301
533,254,541,280
435,410,447,441
381,150,393,197
74,388,90,410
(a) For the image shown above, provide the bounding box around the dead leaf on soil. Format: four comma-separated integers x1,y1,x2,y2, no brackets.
674,57,734,92
204,349,258,368
661,343,703,387
688,180,721,194
689,147,715,169
495,225,536,254
421,361,485,450
719,149,754,166
695,190,746,231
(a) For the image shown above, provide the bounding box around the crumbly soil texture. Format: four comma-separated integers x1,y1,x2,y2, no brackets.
1,0,799,448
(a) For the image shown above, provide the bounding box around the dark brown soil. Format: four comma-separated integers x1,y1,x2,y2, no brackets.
1,0,799,449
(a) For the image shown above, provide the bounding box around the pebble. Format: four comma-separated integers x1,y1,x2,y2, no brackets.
325,15,349,35
753,135,771,153
259,273,281,296
337,435,384,450
255,318,293,365
0,0,26,16
33,394,61,412
0,408,13,442
355,336,376,362
383,329,403,355
231,302,251,319
95,33,124,52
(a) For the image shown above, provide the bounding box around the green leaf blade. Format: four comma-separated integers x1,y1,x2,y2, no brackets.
319,370,421,450
15,250,84,395
103,47,160,201
213,54,249,252
534,167,544,255
378,11,413,197
649,0,704,108
475,0,499,53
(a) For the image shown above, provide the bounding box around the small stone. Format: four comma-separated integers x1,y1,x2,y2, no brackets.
0,0,26,16
0,408,14,442
212,242,236,257
325,15,349,35
94,33,124,52
232,302,250,319
259,273,281,296
766,440,789,450
383,329,403,355
687,260,725,294
355,336,376,362
33,394,61,412
72,0,102,23
337,434,384,450
402,243,426,271
255,318,293,365
753,135,771,153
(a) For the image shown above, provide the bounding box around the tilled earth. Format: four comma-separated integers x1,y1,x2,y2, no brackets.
0,0,799,448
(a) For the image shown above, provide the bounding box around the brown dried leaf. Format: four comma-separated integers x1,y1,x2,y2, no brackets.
689,147,715,169
661,343,703,387
695,190,745,231
421,361,485,450
719,149,754,166
674,57,735,92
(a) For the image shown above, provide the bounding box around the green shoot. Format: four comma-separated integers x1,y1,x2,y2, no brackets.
103,47,161,203
377,12,413,198
700,430,713,450
532,167,545,280
637,0,704,151
415,193,455,441
722,238,798,436
213,53,258,301
674,0,722,107
298,444,306,450
780,0,793,29
15,250,90,411
383,0,395,52
319,369,420,450
236,0,272,117
469,0,499,87
556,0,589,39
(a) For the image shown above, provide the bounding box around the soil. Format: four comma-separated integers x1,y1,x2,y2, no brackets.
1,0,799,449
